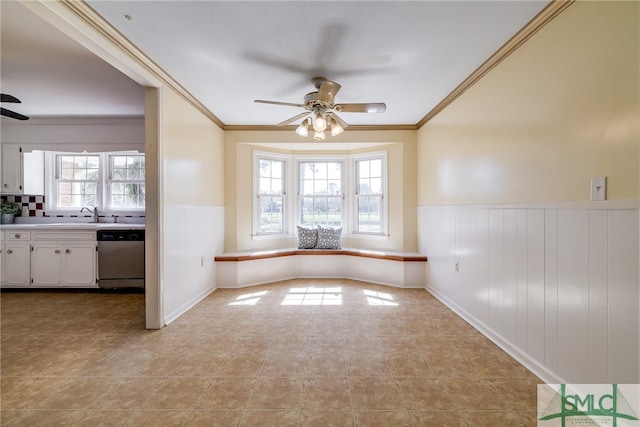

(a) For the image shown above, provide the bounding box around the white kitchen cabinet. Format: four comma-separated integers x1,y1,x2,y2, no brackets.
31,244,64,287
1,231,31,287
1,145,23,194
31,231,97,288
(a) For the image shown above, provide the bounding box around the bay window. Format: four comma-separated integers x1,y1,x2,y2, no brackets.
253,150,387,238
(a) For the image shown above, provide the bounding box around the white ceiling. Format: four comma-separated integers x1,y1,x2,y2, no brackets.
1,0,550,127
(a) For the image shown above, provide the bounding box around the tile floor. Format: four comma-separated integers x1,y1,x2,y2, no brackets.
1,279,542,426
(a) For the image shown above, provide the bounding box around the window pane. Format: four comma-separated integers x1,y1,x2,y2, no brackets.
259,196,284,233
61,168,74,180
73,169,87,180
108,155,145,209
113,156,126,167
357,195,382,233
370,159,382,177
370,177,382,194
313,163,326,179
302,180,314,195
127,168,140,180
271,178,282,193
113,168,126,180
259,177,271,193
327,162,341,179
328,180,341,195
259,159,271,177
299,161,343,227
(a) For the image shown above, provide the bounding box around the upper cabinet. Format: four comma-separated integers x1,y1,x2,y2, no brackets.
1,145,23,194
0,145,44,195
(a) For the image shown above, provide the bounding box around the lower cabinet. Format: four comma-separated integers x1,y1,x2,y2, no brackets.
0,230,97,288
32,242,97,288
1,231,31,287
2,242,31,287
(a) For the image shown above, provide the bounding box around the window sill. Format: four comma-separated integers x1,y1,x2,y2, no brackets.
345,232,390,241
252,232,293,241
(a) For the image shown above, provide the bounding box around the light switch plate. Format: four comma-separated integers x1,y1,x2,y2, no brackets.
590,176,606,201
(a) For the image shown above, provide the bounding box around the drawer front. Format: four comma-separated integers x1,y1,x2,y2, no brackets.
35,231,95,241
7,231,31,240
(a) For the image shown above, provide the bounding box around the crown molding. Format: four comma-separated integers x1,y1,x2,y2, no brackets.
42,0,225,129
223,124,418,132
416,0,575,129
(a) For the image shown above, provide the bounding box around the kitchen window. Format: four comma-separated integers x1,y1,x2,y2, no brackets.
55,154,100,208
108,155,145,209
47,151,145,212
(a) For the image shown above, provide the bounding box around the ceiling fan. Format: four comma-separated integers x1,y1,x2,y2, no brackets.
1,94,29,121
254,77,386,140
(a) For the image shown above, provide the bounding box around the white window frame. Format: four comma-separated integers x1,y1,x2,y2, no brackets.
352,151,388,236
297,157,345,228
107,154,146,210
253,152,289,238
44,150,145,214
48,152,101,211
252,150,388,240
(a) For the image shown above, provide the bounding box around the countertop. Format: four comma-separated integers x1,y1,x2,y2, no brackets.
0,223,145,230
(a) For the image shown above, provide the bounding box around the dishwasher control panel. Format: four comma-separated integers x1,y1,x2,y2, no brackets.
97,230,145,241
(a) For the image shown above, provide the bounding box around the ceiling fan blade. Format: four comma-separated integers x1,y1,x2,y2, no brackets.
277,112,310,126
316,80,341,104
255,99,305,108
336,103,386,114
1,107,29,120
1,94,21,103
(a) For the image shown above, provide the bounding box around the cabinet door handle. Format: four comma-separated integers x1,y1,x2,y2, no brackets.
7,249,12,254
14,234,21,239
65,249,71,254
54,249,61,254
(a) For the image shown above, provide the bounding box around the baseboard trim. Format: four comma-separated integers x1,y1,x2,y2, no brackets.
164,284,217,325
426,285,567,385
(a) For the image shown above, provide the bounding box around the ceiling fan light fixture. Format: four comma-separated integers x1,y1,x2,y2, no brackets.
330,117,344,136
295,119,309,137
312,113,327,132
313,131,326,141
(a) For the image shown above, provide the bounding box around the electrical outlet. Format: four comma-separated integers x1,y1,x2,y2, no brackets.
455,261,460,273
590,176,606,201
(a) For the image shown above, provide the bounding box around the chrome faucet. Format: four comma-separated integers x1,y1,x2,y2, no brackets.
80,206,99,223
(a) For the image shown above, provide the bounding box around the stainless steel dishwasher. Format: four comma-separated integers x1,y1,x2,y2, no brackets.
97,230,145,289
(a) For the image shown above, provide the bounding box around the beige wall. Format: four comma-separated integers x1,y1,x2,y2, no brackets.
162,89,224,206
224,129,418,252
417,1,639,205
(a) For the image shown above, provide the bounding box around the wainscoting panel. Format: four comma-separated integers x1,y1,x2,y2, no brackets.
162,205,224,324
607,210,639,382
419,204,639,384
556,210,590,383
588,210,608,383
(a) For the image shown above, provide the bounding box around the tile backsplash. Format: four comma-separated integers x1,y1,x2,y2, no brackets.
1,194,45,217
0,194,145,221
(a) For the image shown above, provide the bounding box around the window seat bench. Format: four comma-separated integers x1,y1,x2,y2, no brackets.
215,248,428,289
